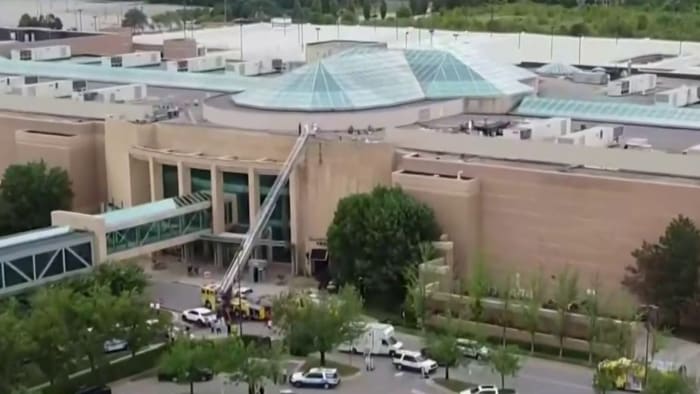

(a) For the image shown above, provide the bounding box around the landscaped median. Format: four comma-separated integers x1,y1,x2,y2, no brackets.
32,343,168,394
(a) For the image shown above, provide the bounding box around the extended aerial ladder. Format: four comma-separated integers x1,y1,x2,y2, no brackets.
216,124,316,317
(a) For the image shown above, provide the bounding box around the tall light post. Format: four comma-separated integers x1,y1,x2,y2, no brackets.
77,8,83,31
224,0,228,24
429,28,434,47
643,304,659,386
239,21,244,61
315,26,320,41
404,31,409,49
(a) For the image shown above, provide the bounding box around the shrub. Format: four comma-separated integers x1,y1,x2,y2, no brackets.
396,5,412,18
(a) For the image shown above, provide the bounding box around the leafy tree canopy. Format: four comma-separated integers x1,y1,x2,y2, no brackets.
327,186,439,308
122,8,149,28
159,338,216,394
0,160,72,236
214,337,285,394
489,345,522,389
623,215,700,327
0,302,31,394
272,286,365,365
18,13,63,29
423,323,466,381
644,370,697,394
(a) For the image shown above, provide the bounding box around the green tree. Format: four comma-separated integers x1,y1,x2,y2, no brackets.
70,286,119,375
159,338,216,394
0,160,73,235
497,274,514,347
403,242,437,329
26,286,77,388
216,337,285,394
114,290,169,357
379,0,387,19
273,286,364,365
0,302,31,394
467,256,490,322
644,370,697,394
122,7,149,28
489,345,522,389
312,0,323,13
18,13,33,27
623,215,700,328
396,5,412,18
362,0,371,20
554,267,579,358
522,271,546,354
423,322,466,380
327,186,439,308
293,0,304,21
584,275,602,364
93,261,148,296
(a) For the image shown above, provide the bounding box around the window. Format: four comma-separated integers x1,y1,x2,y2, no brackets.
307,373,322,379
381,339,388,346
404,355,415,362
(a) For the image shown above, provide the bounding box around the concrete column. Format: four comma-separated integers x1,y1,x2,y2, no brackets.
177,161,191,196
248,167,260,227
148,157,164,202
288,168,301,274
211,165,225,234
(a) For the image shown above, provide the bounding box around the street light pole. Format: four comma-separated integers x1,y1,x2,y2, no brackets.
224,0,227,24
315,27,320,41
643,304,659,386
239,22,243,61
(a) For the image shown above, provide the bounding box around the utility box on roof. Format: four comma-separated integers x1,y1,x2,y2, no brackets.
11,45,71,61
654,85,700,108
165,55,225,73
17,80,77,98
72,84,147,103
607,74,657,96
101,51,161,68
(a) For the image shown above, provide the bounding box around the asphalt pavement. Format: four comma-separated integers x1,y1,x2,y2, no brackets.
148,279,596,394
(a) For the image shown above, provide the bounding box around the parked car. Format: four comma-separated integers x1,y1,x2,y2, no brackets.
157,367,214,383
392,350,438,373
460,385,500,394
181,307,217,326
290,367,340,389
75,385,111,394
103,338,128,353
456,338,490,360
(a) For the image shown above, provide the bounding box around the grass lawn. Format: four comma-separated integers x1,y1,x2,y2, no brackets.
433,377,476,392
301,356,359,377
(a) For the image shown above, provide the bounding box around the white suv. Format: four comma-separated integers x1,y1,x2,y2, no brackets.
290,367,340,389
182,307,217,326
392,350,438,373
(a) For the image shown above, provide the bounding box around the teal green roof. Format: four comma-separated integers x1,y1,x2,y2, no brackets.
99,199,178,228
0,58,255,92
405,49,502,98
515,97,700,129
233,50,425,111
233,47,533,111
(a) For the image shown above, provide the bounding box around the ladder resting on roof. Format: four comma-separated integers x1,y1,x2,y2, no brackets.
217,124,315,297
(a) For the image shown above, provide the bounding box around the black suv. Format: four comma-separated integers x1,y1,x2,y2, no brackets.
157,367,214,383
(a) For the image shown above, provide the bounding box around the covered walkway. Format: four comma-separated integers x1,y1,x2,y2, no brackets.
0,226,94,295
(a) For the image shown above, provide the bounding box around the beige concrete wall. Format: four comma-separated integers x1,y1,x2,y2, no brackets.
392,170,481,278
51,210,107,261
203,98,464,131
397,154,700,291
0,113,106,213
162,39,198,60
104,120,394,268
295,139,395,272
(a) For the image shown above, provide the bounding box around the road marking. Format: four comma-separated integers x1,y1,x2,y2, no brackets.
411,389,426,394
395,372,404,377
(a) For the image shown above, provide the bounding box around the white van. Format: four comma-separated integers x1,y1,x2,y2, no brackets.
338,322,403,356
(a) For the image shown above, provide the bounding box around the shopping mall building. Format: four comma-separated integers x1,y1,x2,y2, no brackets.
1,28,700,296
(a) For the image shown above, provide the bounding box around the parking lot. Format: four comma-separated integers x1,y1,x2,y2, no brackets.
111,352,446,394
